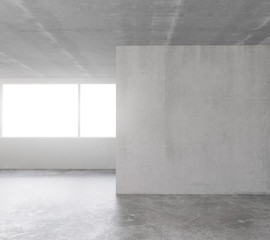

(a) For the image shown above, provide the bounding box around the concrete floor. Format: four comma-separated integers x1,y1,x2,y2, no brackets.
0,170,269,240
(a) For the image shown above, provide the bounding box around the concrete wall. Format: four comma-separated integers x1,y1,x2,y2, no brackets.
117,46,270,194
0,138,115,169
0,78,115,169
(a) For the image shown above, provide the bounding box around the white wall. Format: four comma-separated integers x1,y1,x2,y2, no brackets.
117,46,270,194
0,138,115,169
0,78,115,169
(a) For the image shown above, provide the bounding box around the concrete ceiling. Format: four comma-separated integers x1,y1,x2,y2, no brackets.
1,0,270,79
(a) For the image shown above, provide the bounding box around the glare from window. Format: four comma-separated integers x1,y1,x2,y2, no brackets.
2,84,78,137
80,84,116,137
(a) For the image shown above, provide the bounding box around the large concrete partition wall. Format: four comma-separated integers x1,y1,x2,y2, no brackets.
117,46,270,194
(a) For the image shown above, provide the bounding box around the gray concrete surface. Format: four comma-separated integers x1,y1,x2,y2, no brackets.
1,0,270,78
117,46,270,194
0,138,115,169
0,170,270,240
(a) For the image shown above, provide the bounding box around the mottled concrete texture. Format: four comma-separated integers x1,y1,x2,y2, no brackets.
2,0,270,78
0,170,270,240
117,46,270,194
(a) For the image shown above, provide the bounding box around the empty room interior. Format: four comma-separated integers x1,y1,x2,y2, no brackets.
1,0,270,239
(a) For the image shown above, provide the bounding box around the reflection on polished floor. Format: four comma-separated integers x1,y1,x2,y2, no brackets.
0,170,269,240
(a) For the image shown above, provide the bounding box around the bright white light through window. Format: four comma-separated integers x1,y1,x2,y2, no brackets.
80,84,116,137
2,84,78,137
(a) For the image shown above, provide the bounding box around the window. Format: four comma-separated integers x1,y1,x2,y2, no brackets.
1,84,116,138
2,84,78,137
80,84,116,137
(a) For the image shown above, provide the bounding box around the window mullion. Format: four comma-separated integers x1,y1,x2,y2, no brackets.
78,84,81,138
